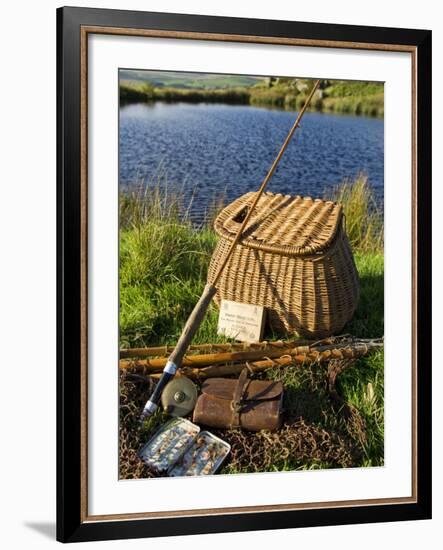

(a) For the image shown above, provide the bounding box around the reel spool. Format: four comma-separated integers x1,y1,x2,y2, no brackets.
161,376,198,417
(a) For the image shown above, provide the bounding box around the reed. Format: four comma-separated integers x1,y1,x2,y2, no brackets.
120,84,250,105
326,174,383,253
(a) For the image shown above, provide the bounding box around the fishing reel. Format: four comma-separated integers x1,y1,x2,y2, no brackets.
161,376,198,417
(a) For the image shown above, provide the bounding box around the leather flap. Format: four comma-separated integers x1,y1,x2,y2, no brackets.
201,378,283,401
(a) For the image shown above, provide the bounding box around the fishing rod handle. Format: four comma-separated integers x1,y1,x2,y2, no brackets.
141,283,217,418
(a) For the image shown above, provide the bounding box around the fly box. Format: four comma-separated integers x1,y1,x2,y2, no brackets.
139,418,230,476
139,418,200,474
169,431,230,476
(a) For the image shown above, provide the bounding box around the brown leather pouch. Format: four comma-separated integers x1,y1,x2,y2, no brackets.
192,368,283,432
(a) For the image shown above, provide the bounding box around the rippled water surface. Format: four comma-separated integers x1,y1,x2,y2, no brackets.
119,102,384,219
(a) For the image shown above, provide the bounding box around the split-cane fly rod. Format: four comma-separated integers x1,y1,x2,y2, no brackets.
140,79,321,419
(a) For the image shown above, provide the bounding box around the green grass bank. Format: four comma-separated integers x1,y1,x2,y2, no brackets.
120,78,384,118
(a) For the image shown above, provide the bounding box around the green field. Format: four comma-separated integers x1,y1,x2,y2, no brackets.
120,69,262,89
119,75,384,117
119,176,384,477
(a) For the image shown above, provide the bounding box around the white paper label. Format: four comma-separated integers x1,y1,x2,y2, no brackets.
217,300,265,343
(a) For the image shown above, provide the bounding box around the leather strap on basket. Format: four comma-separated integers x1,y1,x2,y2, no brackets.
230,368,250,428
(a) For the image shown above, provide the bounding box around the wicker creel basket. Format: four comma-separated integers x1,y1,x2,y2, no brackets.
207,191,360,338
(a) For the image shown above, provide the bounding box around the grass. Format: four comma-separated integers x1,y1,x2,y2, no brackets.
119,176,384,472
119,71,261,89
120,81,250,105
120,78,384,117
327,174,384,253
322,94,384,118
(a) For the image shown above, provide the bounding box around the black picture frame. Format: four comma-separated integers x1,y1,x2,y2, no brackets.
57,6,432,543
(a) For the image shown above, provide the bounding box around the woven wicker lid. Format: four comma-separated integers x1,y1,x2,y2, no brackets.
214,191,343,256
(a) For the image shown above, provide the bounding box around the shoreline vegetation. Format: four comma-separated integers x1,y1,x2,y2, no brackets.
120,77,384,118
119,175,384,472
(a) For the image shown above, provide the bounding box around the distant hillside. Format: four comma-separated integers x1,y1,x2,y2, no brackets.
119,74,384,117
119,69,263,89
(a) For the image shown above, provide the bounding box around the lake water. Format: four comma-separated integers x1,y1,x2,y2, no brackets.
119,102,384,221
